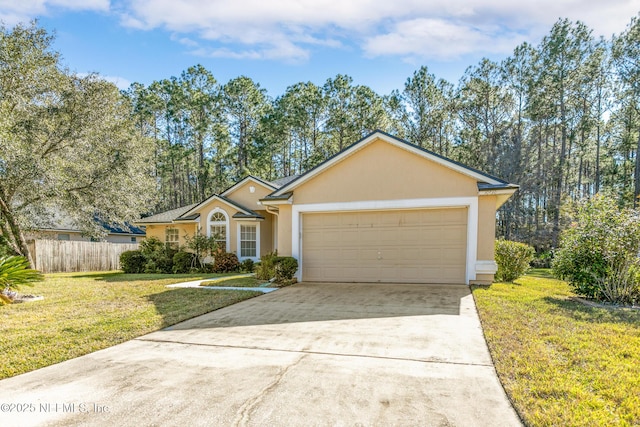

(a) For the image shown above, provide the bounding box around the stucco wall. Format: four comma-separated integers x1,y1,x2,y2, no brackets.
477,195,497,261
292,138,478,204
276,205,292,256
223,180,274,212
145,223,196,248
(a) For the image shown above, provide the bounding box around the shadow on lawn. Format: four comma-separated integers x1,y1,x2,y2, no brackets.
71,272,224,283
146,288,262,328
543,296,640,326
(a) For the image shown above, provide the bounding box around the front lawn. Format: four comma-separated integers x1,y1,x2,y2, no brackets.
0,271,261,380
473,271,640,426
200,276,267,287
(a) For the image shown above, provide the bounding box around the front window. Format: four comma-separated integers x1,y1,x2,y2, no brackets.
57,233,70,241
209,211,228,251
240,225,257,258
165,228,179,248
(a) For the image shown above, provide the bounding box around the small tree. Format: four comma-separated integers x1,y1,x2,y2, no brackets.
0,256,43,304
183,231,219,270
553,195,640,304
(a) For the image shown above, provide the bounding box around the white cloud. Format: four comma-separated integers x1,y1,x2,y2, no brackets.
363,18,524,60
115,0,640,62
2,0,638,61
78,72,131,90
0,0,109,25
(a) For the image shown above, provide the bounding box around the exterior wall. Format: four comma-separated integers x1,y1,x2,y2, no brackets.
292,138,478,204
223,180,274,211
145,223,196,248
259,211,274,255
471,274,494,285
477,195,497,260
277,205,292,256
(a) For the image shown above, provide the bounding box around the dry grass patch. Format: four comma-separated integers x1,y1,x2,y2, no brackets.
473,270,640,426
0,271,261,380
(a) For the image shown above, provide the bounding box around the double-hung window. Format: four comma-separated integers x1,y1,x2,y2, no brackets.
165,228,179,248
240,225,257,258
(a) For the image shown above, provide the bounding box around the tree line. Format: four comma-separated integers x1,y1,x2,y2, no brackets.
2,16,640,263
127,16,640,251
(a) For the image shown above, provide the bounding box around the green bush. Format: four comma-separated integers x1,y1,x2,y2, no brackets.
274,256,298,284
213,251,240,273
552,195,640,304
139,237,176,274
495,240,535,282
120,250,146,274
256,251,277,280
240,258,255,273
173,251,198,274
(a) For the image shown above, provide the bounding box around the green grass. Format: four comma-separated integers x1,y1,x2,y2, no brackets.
473,270,640,426
200,276,267,287
0,271,261,380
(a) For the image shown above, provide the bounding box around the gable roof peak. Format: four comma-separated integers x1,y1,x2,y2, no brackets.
268,130,510,197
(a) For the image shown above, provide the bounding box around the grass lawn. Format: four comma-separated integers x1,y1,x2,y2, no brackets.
473,270,640,427
200,276,267,287
0,271,261,380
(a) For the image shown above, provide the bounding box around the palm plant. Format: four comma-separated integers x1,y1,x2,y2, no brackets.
0,256,44,304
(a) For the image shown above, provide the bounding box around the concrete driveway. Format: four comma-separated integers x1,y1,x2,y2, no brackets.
0,283,522,427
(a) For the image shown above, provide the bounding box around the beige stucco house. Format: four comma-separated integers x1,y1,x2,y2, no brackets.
137,131,517,284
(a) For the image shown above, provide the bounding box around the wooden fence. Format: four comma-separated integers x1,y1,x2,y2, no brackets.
28,240,139,273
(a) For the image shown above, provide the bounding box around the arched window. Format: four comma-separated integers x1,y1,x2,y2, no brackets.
208,209,229,252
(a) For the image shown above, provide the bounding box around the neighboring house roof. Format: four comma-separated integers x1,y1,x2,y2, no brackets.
35,210,146,236
268,130,517,198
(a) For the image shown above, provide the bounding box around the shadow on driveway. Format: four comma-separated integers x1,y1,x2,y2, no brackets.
163,282,469,330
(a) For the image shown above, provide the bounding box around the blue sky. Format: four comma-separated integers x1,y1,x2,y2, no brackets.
1,1,638,97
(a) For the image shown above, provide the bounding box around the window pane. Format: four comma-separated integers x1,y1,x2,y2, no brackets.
240,225,257,257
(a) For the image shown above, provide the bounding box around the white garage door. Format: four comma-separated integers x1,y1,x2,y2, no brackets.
302,208,467,284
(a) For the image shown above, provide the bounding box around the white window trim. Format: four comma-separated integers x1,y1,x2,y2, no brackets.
292,197,479,285
165,228,180,247
236,222,260,262
207,208,230,252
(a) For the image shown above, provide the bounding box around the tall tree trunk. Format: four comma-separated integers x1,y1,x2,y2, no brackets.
635,131,640,208
0,198,34,267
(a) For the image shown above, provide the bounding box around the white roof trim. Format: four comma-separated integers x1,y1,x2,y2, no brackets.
221,176,277,197
271,131,504,196
181,195,252,218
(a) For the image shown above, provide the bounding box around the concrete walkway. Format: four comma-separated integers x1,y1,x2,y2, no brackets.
0,282,522,427
166,276,278,293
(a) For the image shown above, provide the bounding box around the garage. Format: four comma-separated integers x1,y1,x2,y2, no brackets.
301,208,467,284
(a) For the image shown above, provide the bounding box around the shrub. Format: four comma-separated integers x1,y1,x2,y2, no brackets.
240,258,255,273
274,256,298,284
552,194,640,304
139,237,176,274
120,250,146,274
495,240,535,282
256,251,277,280
173,251,198,274
213,251,240,273
139,237,166,255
